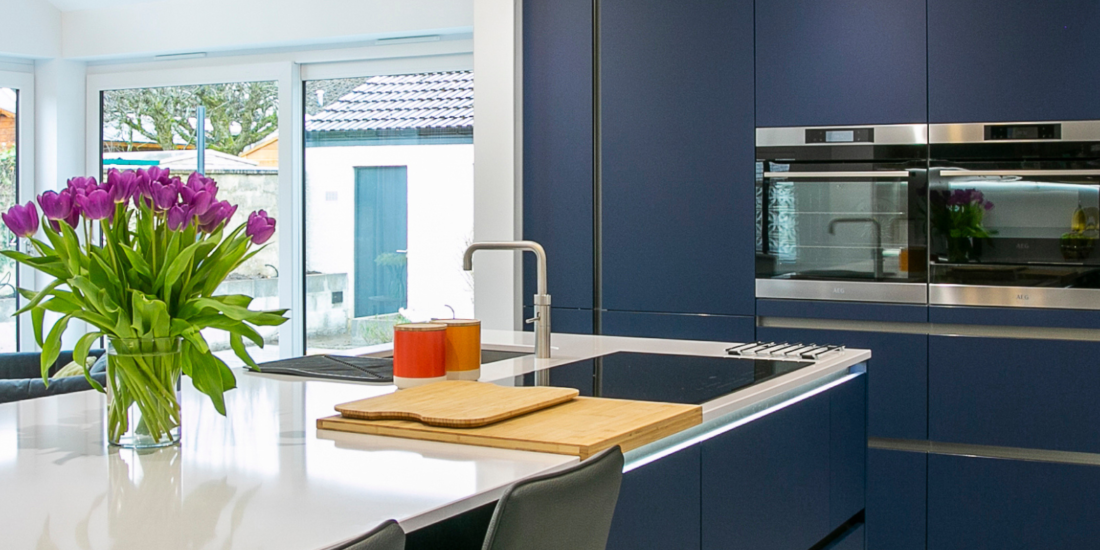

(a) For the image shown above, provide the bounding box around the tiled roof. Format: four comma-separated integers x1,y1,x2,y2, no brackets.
306,71,473,132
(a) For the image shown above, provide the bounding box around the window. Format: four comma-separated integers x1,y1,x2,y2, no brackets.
100,81,281,366
303,72,474,354
0,87,18,352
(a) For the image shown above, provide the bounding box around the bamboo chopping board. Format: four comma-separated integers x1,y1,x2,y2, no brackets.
334,381,580,428
319,396,703,459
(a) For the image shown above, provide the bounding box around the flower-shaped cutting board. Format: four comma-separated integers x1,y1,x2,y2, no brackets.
334,380,580,428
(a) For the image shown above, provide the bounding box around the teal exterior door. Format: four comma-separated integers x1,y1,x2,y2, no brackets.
354,166,408,318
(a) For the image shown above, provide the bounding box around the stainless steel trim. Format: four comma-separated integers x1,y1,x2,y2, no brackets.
939,169,1100,177
756,279,928,304
930,120,1100,144
756,124,928,147
869,438,1100,468
929,284,1100,310
763,170,912,178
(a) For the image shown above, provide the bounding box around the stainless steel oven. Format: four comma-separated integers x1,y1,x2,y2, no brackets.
756,124,928,303
929,121,1100,309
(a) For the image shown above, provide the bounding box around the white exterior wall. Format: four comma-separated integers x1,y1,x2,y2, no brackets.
305,143,474,322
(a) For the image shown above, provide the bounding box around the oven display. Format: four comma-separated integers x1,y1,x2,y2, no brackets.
805,127,874,143
985,124,1061,140
826,130,855,143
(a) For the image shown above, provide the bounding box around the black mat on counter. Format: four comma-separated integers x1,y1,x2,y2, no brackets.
258,355,394,383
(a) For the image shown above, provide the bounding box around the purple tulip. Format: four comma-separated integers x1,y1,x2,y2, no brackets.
185,171,219,198
106,169,139,204
76,190,114,221
67,176,97,196
149,182,179,212
62,203,81,229
37,190,73,221
166,205,192,231
245,210,276,245
197,201,237,233
145,166,171,185
2,202,39,238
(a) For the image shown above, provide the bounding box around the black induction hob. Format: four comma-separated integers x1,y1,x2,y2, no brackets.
519,352,813,405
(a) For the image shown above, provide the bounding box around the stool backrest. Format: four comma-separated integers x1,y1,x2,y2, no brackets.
335,519,405,550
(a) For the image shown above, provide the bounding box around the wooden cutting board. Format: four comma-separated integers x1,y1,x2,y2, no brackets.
319,396,702,459
334,381,580,428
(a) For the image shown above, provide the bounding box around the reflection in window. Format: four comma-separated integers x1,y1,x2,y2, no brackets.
101,82,281,366
304,72,474,354
0,88,17,352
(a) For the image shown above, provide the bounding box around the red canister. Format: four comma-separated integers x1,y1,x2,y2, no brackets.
393,323,447,389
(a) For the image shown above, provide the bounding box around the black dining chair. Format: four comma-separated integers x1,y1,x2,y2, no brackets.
333,519,406,550
480,446,624,550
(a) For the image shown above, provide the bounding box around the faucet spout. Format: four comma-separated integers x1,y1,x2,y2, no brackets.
827,217,885,279
463,241,552,362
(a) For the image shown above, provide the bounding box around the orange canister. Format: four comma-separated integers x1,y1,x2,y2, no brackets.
432,318,482,381
393,323,447,389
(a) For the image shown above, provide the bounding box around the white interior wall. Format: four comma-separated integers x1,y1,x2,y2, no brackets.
0,0,60,59
62,0,473,60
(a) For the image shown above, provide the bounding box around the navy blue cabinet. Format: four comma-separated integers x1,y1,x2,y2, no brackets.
929,335,1100,454
756,0,927,127
601,311,754,343
928,454,1100,549
757,325,927,440
866,449,926,550
522,0,594,309
928,0,1100,122
701,373,866,550
826,524,865,550
599,0,755,317
608,445,701,550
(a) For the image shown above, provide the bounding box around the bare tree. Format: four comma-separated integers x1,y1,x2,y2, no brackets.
103,82,279,156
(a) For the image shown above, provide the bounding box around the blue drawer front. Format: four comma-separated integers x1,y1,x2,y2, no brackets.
608,445,701,550
929,335,1100,453
756,0,927,126
758,326,927,440
929,305,1100,330
866,449,926,550
830,373,867,527
522,0,594,309
928,0,1100,122
701,376,834,550
600,0,755,317
928,454,1100,549
758,299,928,324
601,311,754,343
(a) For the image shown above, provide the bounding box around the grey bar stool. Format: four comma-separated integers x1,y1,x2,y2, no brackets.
481,446,624,550
333,519,405,550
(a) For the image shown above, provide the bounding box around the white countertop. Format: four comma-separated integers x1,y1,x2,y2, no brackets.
0,330,869,550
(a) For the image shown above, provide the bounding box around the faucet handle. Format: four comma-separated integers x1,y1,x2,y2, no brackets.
525,313,541,325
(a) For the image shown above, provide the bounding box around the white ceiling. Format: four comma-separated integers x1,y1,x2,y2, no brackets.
45,0,164,12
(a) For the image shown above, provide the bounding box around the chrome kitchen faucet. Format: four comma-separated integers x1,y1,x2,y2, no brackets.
463,241,552,362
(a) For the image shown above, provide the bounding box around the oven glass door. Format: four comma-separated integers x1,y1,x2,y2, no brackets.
929,168,1100,288
756,162,928,283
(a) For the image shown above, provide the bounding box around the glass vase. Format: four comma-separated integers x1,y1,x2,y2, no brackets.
106,337,183,449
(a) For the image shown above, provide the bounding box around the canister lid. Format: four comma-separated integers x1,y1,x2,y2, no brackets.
394,323,447,332
430,318,481,327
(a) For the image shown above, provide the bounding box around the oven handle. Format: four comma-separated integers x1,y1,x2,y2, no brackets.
762,170,912,178
939,169,1100,177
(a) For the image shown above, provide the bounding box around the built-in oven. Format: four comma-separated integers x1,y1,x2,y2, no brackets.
756,124,928,303
929,121,1100,309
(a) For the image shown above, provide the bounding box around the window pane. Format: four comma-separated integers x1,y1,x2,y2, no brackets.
101,82,280,366
304,72,474,354
0,88,17,352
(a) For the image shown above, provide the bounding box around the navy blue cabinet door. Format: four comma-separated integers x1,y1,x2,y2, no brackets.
599,0,755,317
701,377,833,550
601,311,754,343
928,454,1100,549
522,0,594,309
929,335,1100,453
830,374,867,528
756,0,927,127
608,445,701,550
757,326,927,440
866,449,926,550
929,0,1100,122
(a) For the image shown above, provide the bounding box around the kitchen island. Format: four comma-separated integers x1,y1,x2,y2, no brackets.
0,331,868,550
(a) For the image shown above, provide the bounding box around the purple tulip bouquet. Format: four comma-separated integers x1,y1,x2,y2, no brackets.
1,167,288,447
